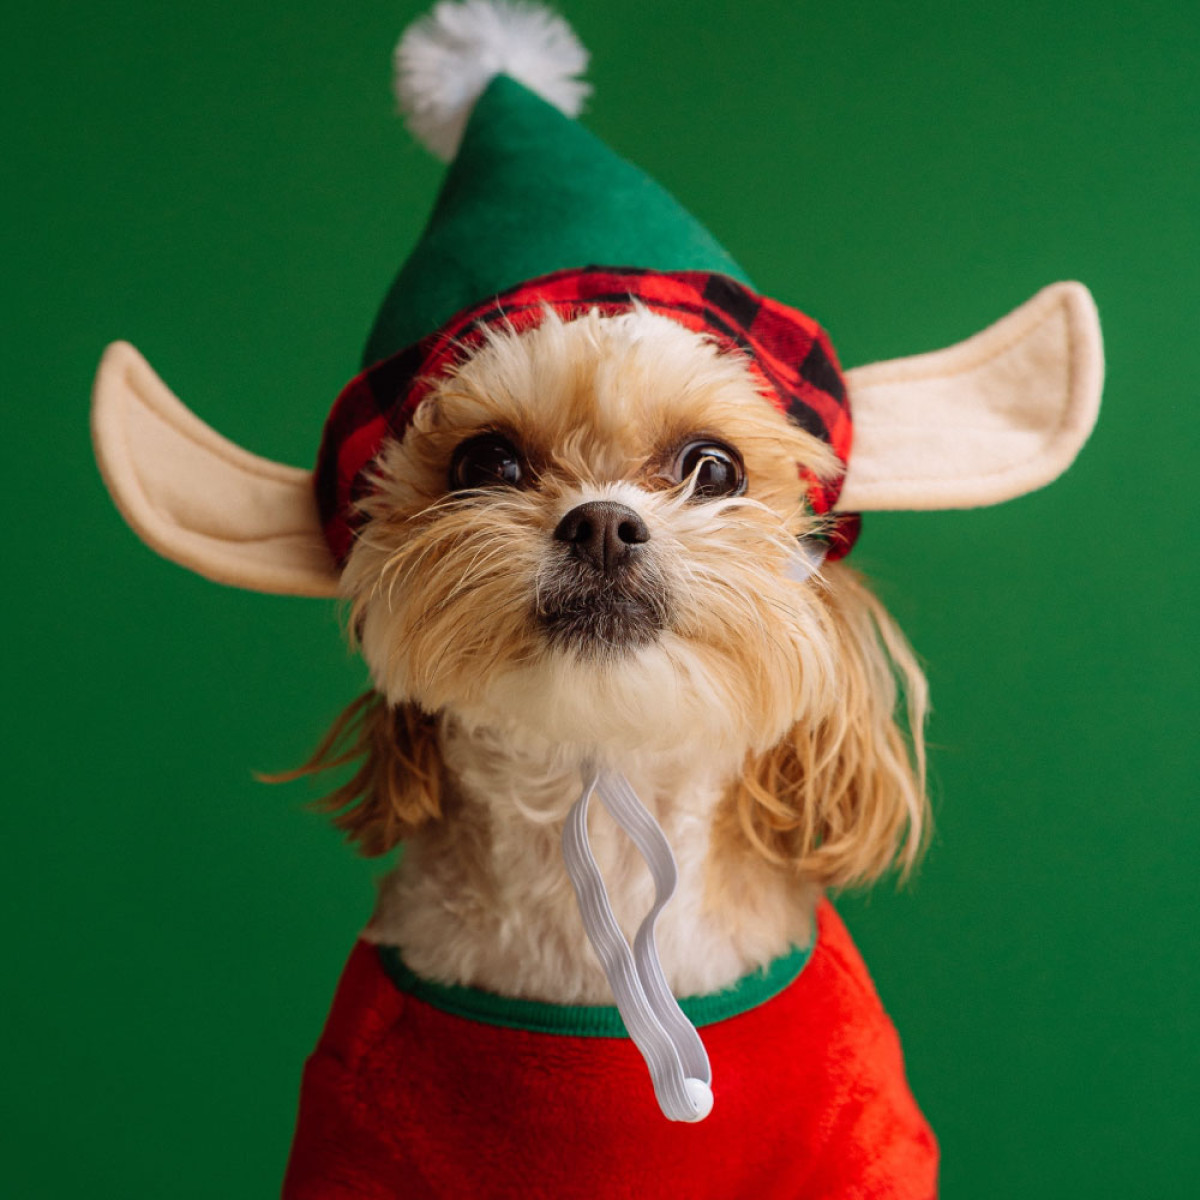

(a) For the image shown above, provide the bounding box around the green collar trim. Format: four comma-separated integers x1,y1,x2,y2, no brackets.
377,935,815,1038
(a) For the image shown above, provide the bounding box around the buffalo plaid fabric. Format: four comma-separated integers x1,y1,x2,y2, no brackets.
315,268,860,566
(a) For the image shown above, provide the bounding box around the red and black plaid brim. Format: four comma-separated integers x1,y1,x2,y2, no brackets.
315,267,860,566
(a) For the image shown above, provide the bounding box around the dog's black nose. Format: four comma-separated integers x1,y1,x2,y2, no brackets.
554,501,650,574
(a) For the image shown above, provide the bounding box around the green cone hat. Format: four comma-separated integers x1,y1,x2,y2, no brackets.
363,8,752,369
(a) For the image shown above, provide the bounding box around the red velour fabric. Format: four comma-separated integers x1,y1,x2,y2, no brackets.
283,900,937,1199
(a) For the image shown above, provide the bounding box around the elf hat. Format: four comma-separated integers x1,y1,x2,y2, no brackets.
91,0,1104,598
316,2,857,568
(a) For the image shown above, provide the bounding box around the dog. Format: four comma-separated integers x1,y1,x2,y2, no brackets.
293,303,925,1001
89,3,1102,1195
274,301,939,1196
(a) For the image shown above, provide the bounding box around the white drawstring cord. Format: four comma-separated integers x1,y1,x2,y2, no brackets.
785,537,826,584
561,767,713,1122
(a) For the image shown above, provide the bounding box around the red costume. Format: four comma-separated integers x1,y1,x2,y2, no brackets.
284,901,937,1198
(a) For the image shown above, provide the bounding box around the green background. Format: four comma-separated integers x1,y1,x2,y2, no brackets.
4,1,1197,1194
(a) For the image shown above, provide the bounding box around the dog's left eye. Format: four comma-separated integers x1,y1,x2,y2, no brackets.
449,433,525,491
671,440,746,499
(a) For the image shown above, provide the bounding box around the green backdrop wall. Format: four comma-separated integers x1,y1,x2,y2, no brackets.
4,1,1197,1195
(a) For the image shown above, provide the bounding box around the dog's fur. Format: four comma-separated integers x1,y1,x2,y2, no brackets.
283,307,928,1006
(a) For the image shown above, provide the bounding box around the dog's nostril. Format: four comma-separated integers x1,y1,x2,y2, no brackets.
617,519,647,545
554,501,649,573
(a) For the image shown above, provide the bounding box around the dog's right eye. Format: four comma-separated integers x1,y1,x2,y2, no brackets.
449,433,525,491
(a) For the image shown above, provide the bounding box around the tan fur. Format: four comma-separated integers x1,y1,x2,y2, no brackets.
266,693,443,855
723,566,928,891
286,307,928,1001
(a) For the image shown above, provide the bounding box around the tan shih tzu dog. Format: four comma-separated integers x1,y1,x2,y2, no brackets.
90,3,1103,1196
315,305,926,1004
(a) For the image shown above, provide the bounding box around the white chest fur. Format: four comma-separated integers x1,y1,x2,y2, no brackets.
364,721,816,1005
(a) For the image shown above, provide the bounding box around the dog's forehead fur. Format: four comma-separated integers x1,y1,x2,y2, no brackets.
399,307,839,502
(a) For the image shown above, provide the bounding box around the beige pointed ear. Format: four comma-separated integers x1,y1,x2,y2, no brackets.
836,281,1103,511
91,341,341,597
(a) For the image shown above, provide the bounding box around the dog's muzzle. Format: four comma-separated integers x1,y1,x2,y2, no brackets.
537,501,668,656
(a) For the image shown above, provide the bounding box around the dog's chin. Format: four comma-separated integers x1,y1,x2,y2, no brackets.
437,632,783,765
537,594,664,661
360,579,801,761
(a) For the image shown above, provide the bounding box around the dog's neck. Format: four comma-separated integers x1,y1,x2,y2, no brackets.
366,717,817,1005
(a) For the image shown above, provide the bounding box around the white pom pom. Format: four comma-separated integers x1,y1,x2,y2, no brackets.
394,0,590,161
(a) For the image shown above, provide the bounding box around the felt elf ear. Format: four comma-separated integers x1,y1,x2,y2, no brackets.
91,341,340,597
836,281,1102,512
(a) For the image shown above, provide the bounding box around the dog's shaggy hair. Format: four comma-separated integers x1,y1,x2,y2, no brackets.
280,308,928,1005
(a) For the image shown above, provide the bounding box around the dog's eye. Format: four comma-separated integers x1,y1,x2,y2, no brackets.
672,440,746,500
449,434,525,491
